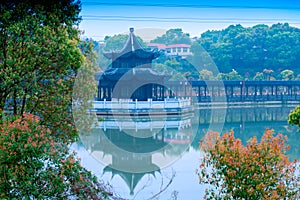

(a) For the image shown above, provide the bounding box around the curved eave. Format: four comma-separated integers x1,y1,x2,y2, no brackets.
99,68,168,82
103,49,160,60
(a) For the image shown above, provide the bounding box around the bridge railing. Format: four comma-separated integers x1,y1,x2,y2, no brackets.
166,80,300,103
197,94,300,102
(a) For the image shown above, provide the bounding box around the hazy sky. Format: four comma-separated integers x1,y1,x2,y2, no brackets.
79,0,300,41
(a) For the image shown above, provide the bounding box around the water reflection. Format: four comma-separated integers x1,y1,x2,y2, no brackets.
78,105,300,198
80,113,198,195
193,105,299,159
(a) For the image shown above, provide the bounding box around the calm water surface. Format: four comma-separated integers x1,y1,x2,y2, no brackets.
73,104,300,199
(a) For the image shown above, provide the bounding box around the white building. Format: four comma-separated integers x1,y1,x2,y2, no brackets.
148,43,193,58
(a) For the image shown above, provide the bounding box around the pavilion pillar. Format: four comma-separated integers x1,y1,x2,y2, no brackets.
172,86,176,98
98,87,101,100
106,87,109,100
158,85,161,100
240,85,243,101
169,88,172,98
271,86,274,96
240,85,243,96
259,85,263,96
97,85,101,100
102,87,105,99
108,87,111,100
198,86,201,102
154,85,157,101
102,87,106,99
106,87,109,99
151,84,154,98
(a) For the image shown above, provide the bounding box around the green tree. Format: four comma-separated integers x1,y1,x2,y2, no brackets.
199,69,215,80
0,1,111,198
153,63,169,73
263,68,274,80
0,114,111,199
150,28,191,45
197,23,300,77
103,33,146,51
216,72,229,80
227,69,243,80
198,129,299,199
164,59,182,71
103,34,128,51
288,106,300,130
253,72,264,80
86,38,110,70
0,1,82,139
216,69,243,80
189,41,217,74
280,69,295,80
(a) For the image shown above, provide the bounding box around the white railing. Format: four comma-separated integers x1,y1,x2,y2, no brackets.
98,118,192,131
93,98,192,110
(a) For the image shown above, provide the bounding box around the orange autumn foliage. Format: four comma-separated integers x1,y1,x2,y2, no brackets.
197,129,300,199
0,114,111,199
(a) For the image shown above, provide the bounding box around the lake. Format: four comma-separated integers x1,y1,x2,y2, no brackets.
73,104,300,199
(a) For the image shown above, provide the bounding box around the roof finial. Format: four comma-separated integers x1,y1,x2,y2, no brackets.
130,27,134,33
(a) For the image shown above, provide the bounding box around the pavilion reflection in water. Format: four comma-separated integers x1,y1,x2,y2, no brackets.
80,114,197,195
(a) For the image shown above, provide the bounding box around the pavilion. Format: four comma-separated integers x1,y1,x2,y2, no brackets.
98,28,167,101
93,28,194,115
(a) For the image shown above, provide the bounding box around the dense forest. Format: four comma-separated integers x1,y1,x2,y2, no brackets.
95,23,300,80
195,23,300,77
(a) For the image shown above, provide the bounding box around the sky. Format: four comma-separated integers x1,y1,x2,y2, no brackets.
79,0,300,41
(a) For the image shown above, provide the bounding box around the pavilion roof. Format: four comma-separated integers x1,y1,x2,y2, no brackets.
103,165,159,195
99,67,171,83
103,28,159,60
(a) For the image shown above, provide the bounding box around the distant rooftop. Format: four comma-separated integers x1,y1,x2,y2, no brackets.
147,43,192,57
147,43,191,49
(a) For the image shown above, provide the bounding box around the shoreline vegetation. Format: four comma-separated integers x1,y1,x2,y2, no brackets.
198,129,300,199
1,0,300,199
